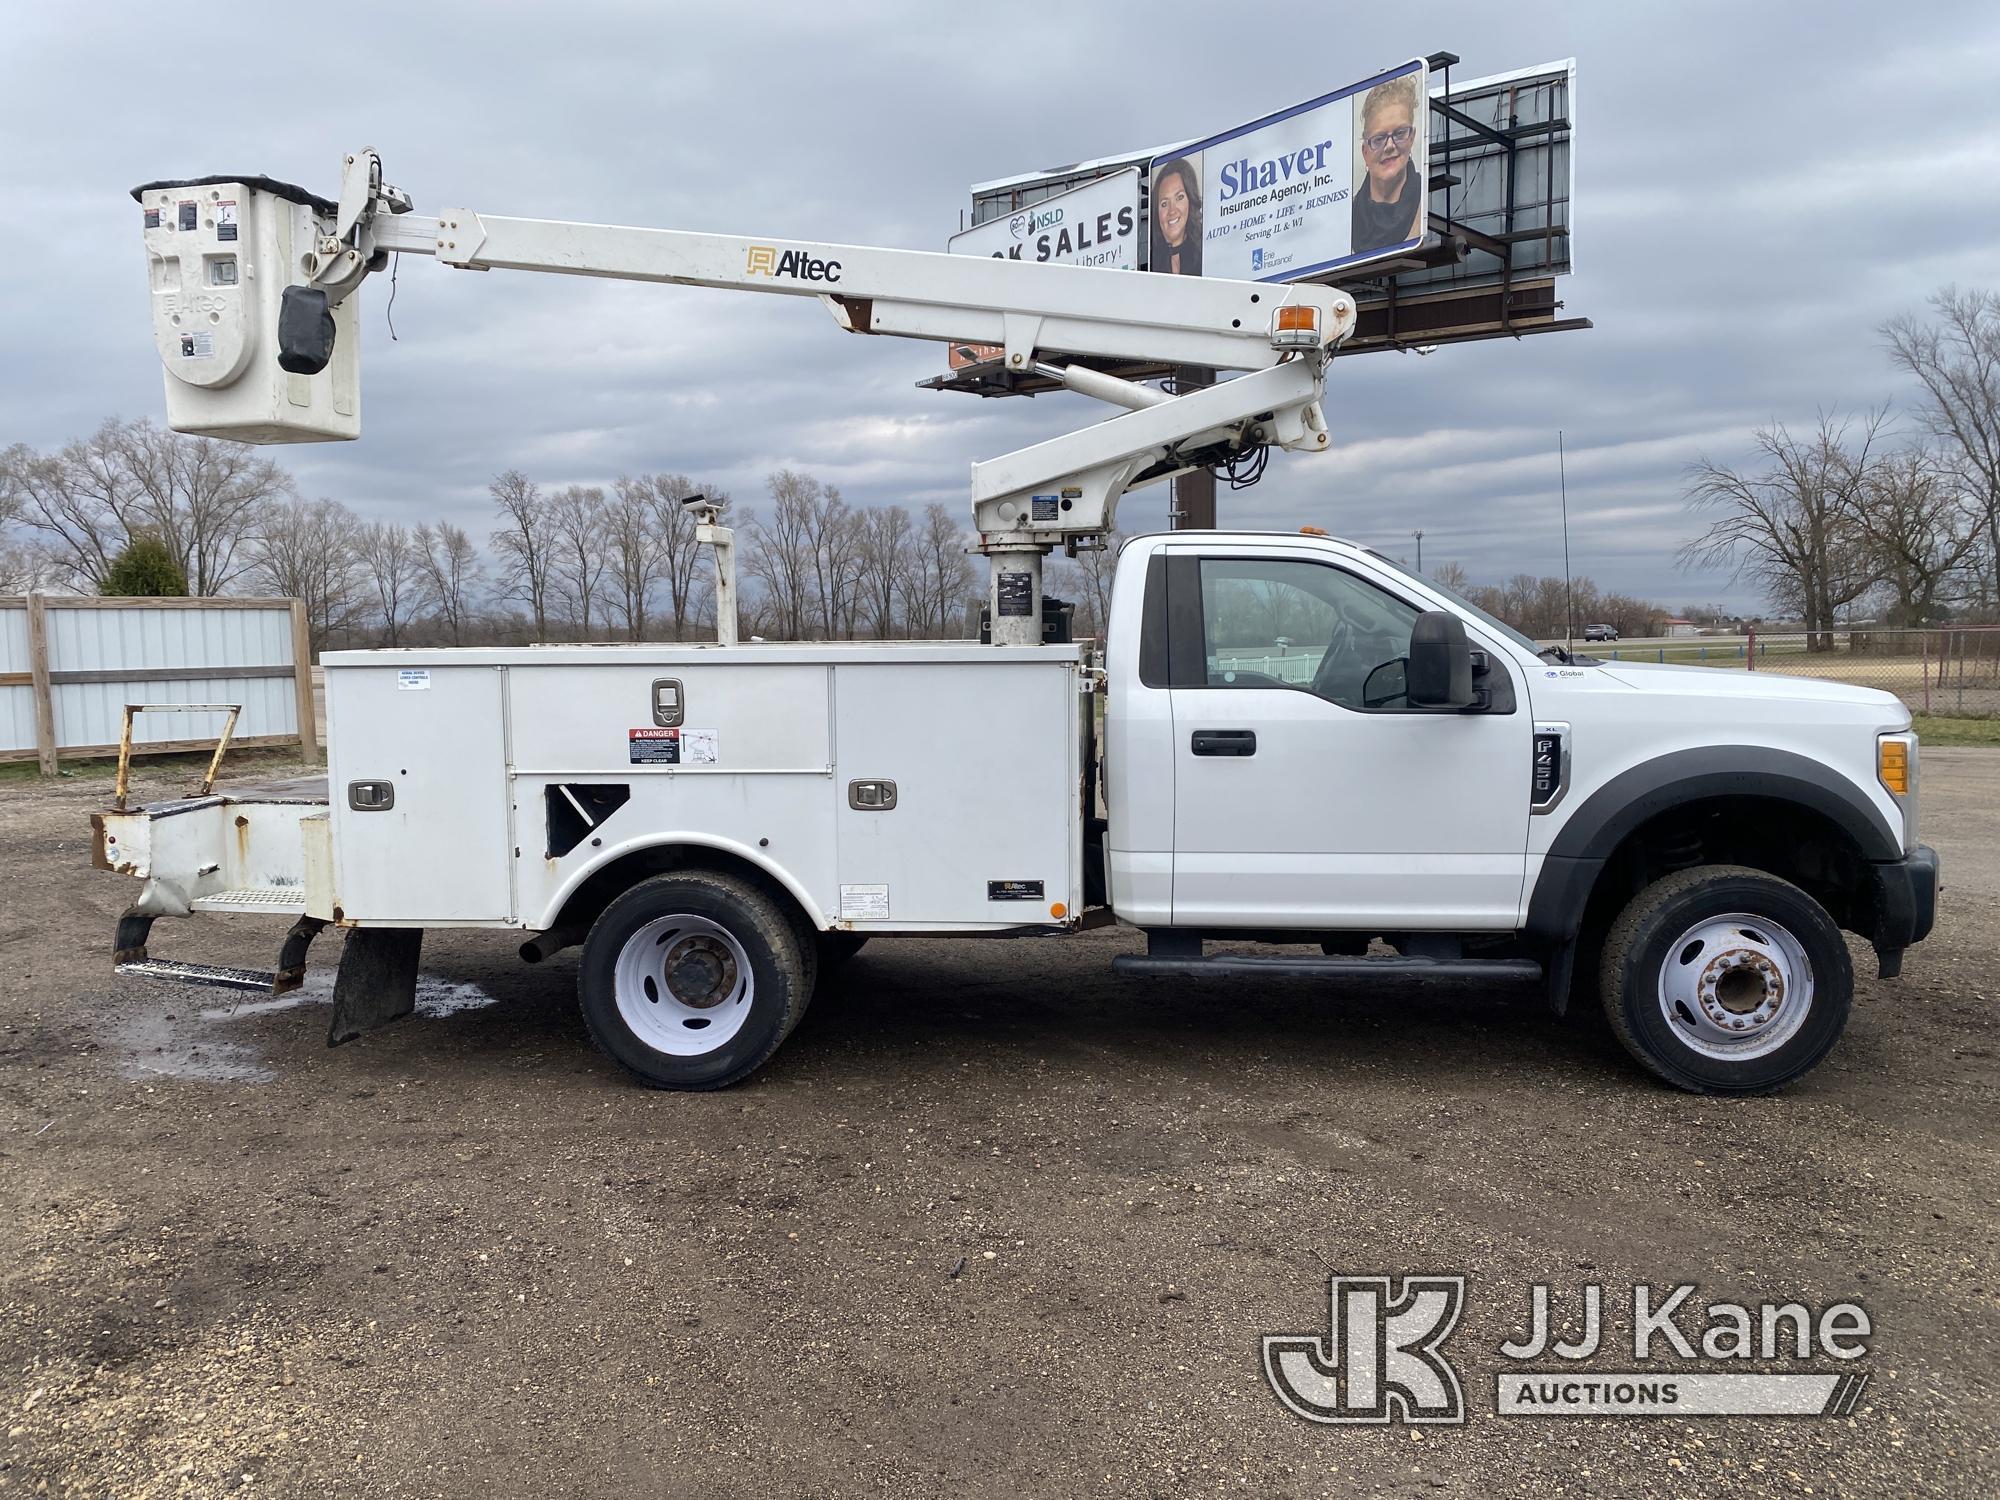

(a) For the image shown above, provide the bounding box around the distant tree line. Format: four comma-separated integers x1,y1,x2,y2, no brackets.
1682,286,2000,644
1,416,1682,650
0,423,1004,650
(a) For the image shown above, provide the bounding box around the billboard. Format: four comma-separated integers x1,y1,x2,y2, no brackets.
1149,59,1428,283
949,169,1140,270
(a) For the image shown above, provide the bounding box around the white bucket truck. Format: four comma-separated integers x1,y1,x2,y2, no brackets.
98,153,1936,1095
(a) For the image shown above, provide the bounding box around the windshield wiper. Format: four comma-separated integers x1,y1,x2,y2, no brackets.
1538,646,1573,664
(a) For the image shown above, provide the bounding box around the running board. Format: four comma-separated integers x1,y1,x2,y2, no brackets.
1111,953,1543,981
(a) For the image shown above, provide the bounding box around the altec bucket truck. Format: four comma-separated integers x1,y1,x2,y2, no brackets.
99,151,1936,1095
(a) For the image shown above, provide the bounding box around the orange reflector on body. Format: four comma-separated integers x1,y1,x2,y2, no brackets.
1050,902,1067,919
1275,305,1317,332
1879,740,1910,795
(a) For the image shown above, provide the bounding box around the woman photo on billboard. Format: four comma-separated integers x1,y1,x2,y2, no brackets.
1351,72,1424,254
1149,155,1203,276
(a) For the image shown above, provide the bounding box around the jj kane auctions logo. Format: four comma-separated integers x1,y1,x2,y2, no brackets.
1265,1275,1873,1424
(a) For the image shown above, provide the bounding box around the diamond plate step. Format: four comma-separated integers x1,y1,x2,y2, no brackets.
115,958,277,992
190,887,307,914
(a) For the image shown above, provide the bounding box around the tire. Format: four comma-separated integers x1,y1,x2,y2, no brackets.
1598,864,1852,1095
817,932,869,968
578,871,812,1090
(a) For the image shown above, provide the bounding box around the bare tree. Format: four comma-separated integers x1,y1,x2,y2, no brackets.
905,502,974,637
3,423,148,589
1681,412,1886,648
246,496,364,650
546,484,610,638
1857,448,1980,625
1884,288,2000,608
489,470,554,639
605,478,665,640
412,520,484,644
354,520,422,646
807,485,866,639
114,419,289,593
744,471,820,639
1427,560,1470,593
855,504,913,638
1071,530,1123,639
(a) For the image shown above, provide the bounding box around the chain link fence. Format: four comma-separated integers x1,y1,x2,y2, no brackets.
1593,628,2000,718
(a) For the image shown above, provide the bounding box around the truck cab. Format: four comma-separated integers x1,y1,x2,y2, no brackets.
1098,530,1936,1095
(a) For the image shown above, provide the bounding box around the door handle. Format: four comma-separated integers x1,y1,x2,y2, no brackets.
1191,729,1257,757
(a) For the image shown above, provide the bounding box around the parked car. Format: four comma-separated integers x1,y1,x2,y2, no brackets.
1583,623,1618,642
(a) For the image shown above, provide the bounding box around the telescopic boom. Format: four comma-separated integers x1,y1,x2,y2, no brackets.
136,149,1355,643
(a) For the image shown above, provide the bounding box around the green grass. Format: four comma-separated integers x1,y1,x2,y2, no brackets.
1911,714,2000,746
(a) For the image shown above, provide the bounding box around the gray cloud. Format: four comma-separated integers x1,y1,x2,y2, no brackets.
4,1,1996,609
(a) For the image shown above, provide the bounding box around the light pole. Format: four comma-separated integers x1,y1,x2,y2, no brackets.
1412,529,1425,573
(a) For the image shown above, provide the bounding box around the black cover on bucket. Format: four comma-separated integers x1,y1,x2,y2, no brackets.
277,285,336,375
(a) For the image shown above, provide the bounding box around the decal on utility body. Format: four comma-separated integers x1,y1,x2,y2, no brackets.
627,727,720,765
987,880,1045,902
840,884,890,921
397,669,432,691
216,201,238,242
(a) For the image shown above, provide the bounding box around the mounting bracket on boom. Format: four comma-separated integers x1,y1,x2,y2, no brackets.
136,148,1356,644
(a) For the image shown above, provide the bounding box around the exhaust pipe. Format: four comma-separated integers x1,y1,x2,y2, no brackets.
519,924,588,965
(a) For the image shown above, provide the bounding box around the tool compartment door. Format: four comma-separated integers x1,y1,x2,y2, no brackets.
326,665,512,922
832,661,1078,927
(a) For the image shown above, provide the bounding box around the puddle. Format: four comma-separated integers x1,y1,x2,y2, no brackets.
102,1009,277,1083
198,972,501,1022
101,971,502,1082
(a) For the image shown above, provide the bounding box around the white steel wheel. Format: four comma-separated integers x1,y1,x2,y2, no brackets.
1599,865,1853,1095
578,871,813,1091
613,913,755,1057
1655,912,1814,1062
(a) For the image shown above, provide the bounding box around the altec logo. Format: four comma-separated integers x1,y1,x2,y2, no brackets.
744,245,843,283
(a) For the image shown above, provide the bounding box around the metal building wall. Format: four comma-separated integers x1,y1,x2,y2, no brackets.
0,596,311,763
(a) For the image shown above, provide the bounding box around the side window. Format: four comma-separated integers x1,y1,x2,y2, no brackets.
1198,557,1422,710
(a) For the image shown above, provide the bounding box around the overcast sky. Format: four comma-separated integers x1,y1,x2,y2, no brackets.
6,1,1997,609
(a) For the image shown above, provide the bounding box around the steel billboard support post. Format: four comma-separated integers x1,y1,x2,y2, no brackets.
1172,366,1216,529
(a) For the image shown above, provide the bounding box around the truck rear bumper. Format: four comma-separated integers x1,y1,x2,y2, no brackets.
1870,844,1938,976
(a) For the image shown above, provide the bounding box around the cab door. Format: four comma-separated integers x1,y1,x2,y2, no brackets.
1166,548,1531,930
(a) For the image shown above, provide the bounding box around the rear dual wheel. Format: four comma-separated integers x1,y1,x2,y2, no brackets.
1599,865,1853,1095
579,872,813,1090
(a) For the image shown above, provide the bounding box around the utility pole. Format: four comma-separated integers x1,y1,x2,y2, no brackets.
1413,529,1424,573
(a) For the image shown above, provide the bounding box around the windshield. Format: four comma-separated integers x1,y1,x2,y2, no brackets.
1362,549,1548,658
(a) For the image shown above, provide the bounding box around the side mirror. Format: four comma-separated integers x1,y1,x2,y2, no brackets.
1407,610,1474,708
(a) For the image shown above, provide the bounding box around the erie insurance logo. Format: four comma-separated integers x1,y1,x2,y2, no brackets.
1264,1275,1872,1426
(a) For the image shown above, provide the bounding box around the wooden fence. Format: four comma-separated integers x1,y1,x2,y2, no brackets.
0,595,316,774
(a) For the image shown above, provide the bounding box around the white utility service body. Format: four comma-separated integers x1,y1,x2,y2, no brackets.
99,150,1939,1096
321,643,1088,934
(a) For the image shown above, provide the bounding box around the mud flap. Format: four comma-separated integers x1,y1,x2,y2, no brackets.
115,908,157,965
328,928,423,1046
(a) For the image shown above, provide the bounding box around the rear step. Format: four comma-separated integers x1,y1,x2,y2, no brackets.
115,957,279,991
115,909,328,995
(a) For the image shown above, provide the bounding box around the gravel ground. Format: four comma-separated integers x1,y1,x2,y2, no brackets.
1,751,1995,1498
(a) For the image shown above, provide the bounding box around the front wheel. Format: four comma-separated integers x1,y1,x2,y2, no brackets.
579,872,812,1090
1599,865,1853,1094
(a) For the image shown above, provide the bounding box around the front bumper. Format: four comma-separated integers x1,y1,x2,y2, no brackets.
1869,844,1939,976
